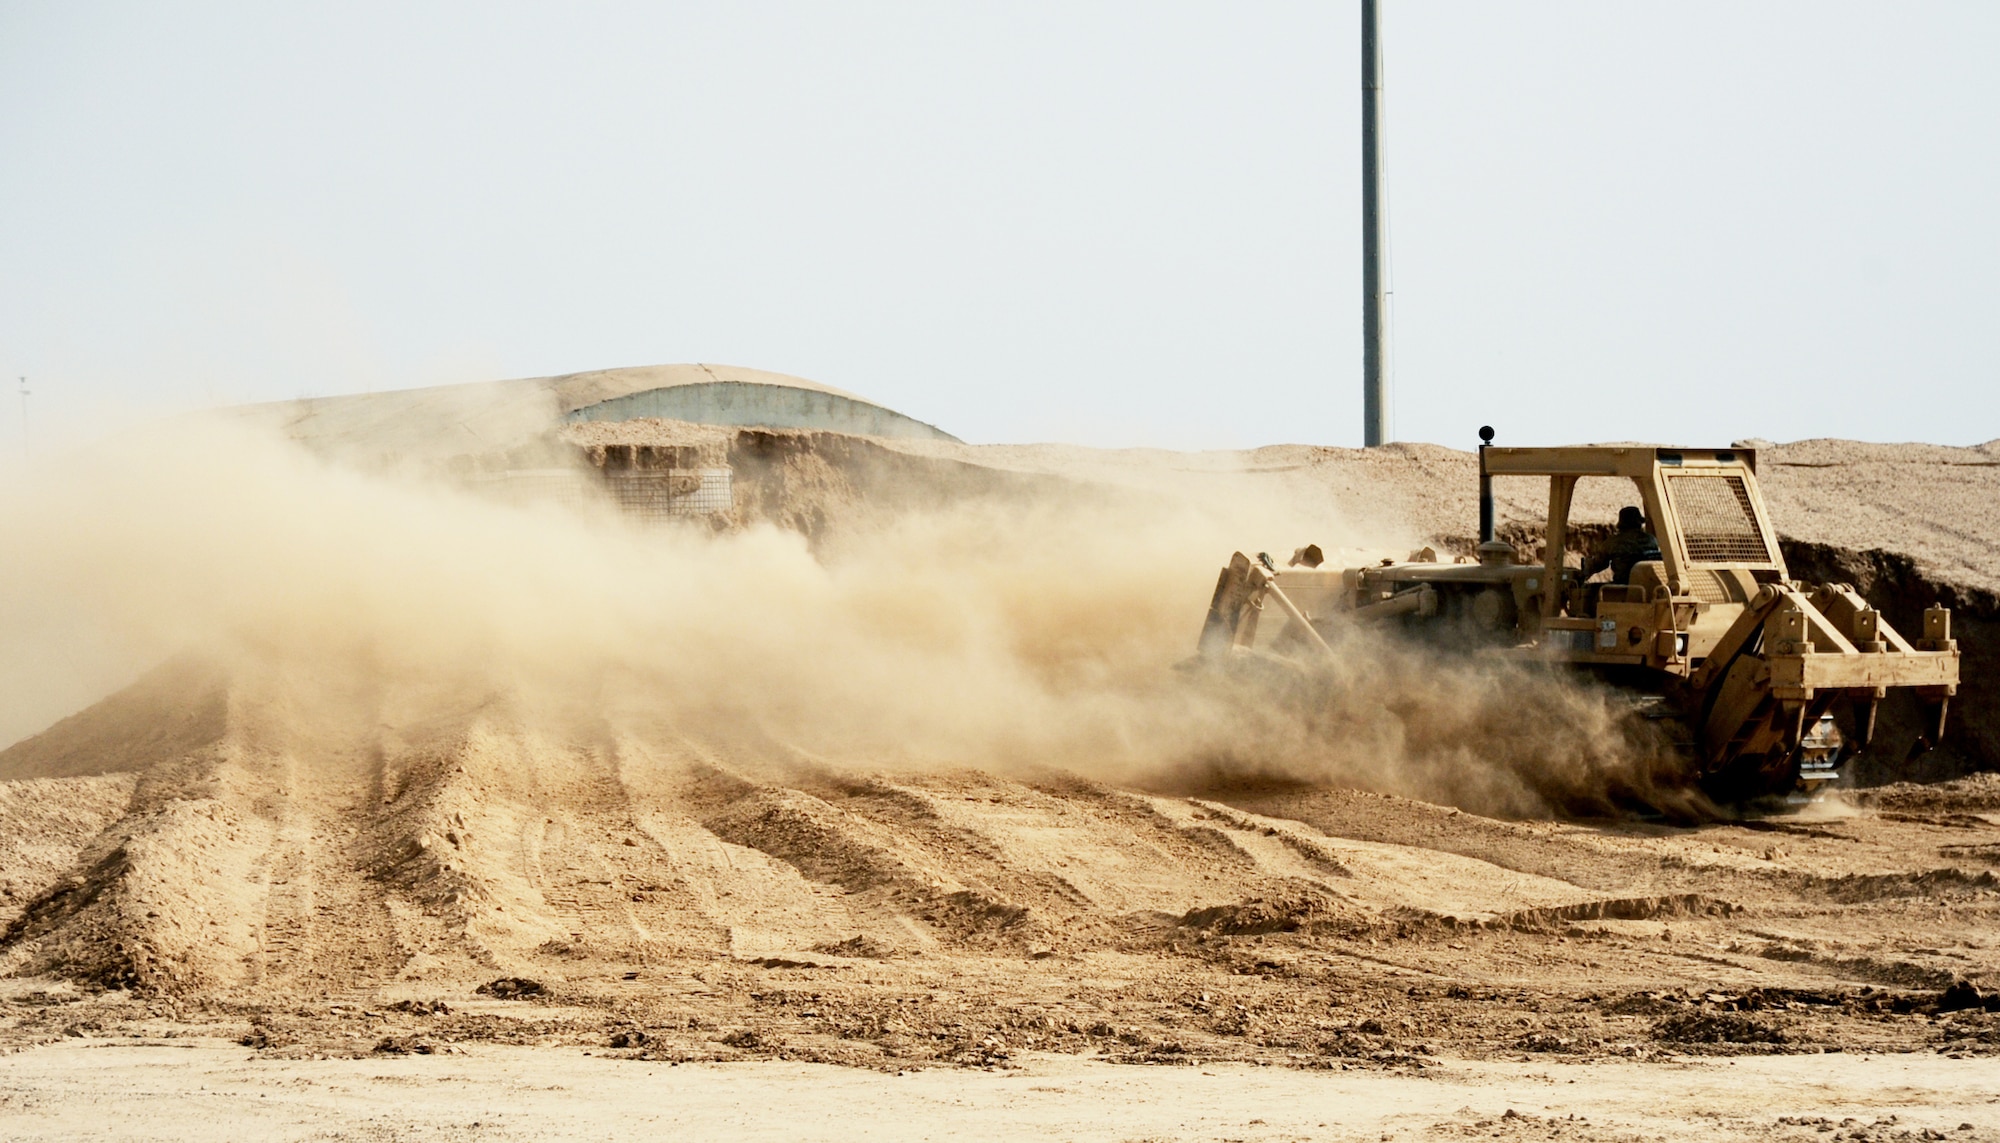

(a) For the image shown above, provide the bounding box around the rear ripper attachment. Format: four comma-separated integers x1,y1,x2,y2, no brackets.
1194,429,1961,802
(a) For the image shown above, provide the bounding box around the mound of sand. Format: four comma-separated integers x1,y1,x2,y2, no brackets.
0,657,1676,996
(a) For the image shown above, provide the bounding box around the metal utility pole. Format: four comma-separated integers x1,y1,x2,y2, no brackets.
16,377,27,461
1361,0,1390,446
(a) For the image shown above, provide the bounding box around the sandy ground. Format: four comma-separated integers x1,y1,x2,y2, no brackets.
4,1043,1999,1143
0,766,1995,1068
3,421,1997,1139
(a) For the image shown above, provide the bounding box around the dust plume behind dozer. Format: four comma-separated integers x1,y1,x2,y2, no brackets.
1195,433,1963,805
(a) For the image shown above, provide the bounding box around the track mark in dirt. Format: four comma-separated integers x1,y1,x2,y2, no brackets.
498,741,729,961
826,775,1223,942
685,769,1042,950
1938,843,2000,867
1231,788,1681,894
1777,868,2000,904
1878,812,1999,830
250,747,408,997
1156,797,1602,925
1182,799,1357,880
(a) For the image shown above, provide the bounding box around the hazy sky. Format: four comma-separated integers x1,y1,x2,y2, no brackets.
2,1,1996,452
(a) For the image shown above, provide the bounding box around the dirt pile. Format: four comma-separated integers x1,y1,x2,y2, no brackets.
3,665,1676,997
0,661,228,782
2,760,1995,1068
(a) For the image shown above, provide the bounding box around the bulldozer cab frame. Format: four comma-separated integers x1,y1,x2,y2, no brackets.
1482,445,1786,619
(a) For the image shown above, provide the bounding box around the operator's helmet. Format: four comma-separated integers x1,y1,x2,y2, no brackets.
1617,505,1644,530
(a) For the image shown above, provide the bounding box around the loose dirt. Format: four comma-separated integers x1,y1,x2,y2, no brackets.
0,418,1995,1137
3,1045,1998,1142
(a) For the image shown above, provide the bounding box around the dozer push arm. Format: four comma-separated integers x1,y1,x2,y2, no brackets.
1196,552,1336,663
1686,584,1960,780
1197,552,1261,659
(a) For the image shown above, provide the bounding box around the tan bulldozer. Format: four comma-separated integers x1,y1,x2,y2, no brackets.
1195,431,1961,801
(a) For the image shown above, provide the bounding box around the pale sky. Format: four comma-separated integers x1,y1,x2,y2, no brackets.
2,1,1996,452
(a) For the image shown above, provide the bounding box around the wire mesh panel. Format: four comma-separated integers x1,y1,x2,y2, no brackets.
465,466,732,521
1667,474,1772,564
602,468,733,520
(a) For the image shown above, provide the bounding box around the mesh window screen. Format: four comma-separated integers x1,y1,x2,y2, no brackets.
1667,474,1772,564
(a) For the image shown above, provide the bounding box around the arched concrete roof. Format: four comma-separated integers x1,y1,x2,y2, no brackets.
554,364,958,442
224,363,956,460
549,363,871,411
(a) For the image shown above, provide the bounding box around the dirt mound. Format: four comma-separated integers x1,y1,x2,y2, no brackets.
0,667,1690,997
7,653,1993,1030
0,660,227,782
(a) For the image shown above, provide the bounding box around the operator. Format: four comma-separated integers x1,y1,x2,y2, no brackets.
1585,505,1662,584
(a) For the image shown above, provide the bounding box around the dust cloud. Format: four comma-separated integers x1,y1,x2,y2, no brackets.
0,417,1682,818
1163,622,1705,819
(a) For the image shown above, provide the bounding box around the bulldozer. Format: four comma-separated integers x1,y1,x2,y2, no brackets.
1195,430,1961,801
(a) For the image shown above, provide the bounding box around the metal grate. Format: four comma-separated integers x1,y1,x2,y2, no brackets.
1667,474,1772,564
465,467,733,520
602,468,733,519
1682,570,1732,603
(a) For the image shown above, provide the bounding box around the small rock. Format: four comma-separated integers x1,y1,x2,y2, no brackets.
1936,981,1985,1013
475,977,545,1000
388,999,451,1016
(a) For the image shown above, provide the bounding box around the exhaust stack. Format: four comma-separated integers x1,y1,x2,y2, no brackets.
1477,425,1495,543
